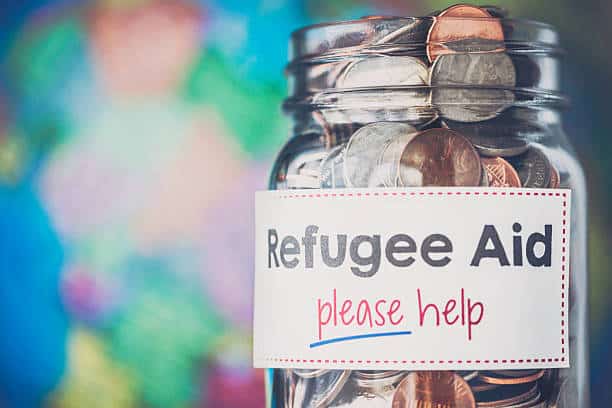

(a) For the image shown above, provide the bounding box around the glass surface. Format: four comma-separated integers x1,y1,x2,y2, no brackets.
269,11,588,408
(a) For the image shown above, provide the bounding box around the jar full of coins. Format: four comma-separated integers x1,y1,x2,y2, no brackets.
254,5,588,408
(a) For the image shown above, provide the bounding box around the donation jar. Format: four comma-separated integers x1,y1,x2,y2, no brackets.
254,4,588,408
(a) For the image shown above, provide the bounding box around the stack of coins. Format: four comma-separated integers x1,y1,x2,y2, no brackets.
274,368,561,407
272,4,566,407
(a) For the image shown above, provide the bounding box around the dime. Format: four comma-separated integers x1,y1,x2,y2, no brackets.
508,147,552,188
478,370,544,385
442,118,531,157
376,125,419,186
320,144,347,189
430,52,517,123
398,128,482,187
294,370,351,408
344,122,417,187
427,4,504,62
481,157,522,187
392,371,476,408
337,56,429,89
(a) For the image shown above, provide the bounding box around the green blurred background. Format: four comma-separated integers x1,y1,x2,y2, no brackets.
0,0,609,407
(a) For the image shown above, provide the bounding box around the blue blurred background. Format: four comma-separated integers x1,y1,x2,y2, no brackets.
0,0,609,407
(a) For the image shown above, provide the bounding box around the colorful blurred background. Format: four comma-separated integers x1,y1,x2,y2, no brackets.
0,0,609,407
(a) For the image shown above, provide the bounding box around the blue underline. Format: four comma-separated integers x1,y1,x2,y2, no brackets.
309,330,412,348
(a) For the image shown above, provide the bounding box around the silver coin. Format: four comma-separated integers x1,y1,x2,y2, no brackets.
457,370,479,382
313,90,436,126
294,370,351,408
338,56,429,89
320,145,347,189
373,18,432,45
443,119,531,157
479,163,490,186
287,149,329,176
292,368,331,379
430,52,517,123
508,146,552,188
377,126,419,186
344,122,417,187
286,174,322,189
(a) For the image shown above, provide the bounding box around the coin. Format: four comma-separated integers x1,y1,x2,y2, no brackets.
475,382,539,407
286,174,321,189
320,144,347,189
399,128,482,187
294,370,351,408
458,371,479,382
508,147,552,188
292,368,331,379
481,5,510,18
430,52,517,123
374,18,432,45
344,122,417,187
376,125,419,186
442,118,531,157
337,56,429,89
479,164,489,186
478,370,544,385
392,371,476,408
427,4,504,62
481,157,522,187
549,164,560,188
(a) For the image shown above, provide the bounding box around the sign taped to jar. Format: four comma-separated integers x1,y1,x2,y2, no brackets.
254,188,570,370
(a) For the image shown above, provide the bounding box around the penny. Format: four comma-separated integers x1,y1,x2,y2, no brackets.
337,56,429,89
508,147,552,188
399,128,481,187
478,369,544,385
549,164,560,188
430,52,517,123
475,382,538,407
481,157,522,187
443,118,532,157
345,122,417,187
320,144,347,189
427,4,504,62
392,371,476,408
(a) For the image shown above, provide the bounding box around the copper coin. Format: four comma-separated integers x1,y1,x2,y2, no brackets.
427,4,504,62
481,157,522,187
399,128,481,187
478,369,544,385
392,371,476,408
475,382,539,407
549,165,560,188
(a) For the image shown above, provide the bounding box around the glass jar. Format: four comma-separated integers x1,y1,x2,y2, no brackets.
266,7,588,408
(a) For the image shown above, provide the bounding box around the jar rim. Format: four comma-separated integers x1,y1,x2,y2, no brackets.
287,16,561,65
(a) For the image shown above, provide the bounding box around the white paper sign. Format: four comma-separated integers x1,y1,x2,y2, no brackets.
254,188,570,370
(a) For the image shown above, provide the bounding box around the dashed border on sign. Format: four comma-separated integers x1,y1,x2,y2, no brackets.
258,188,570,367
